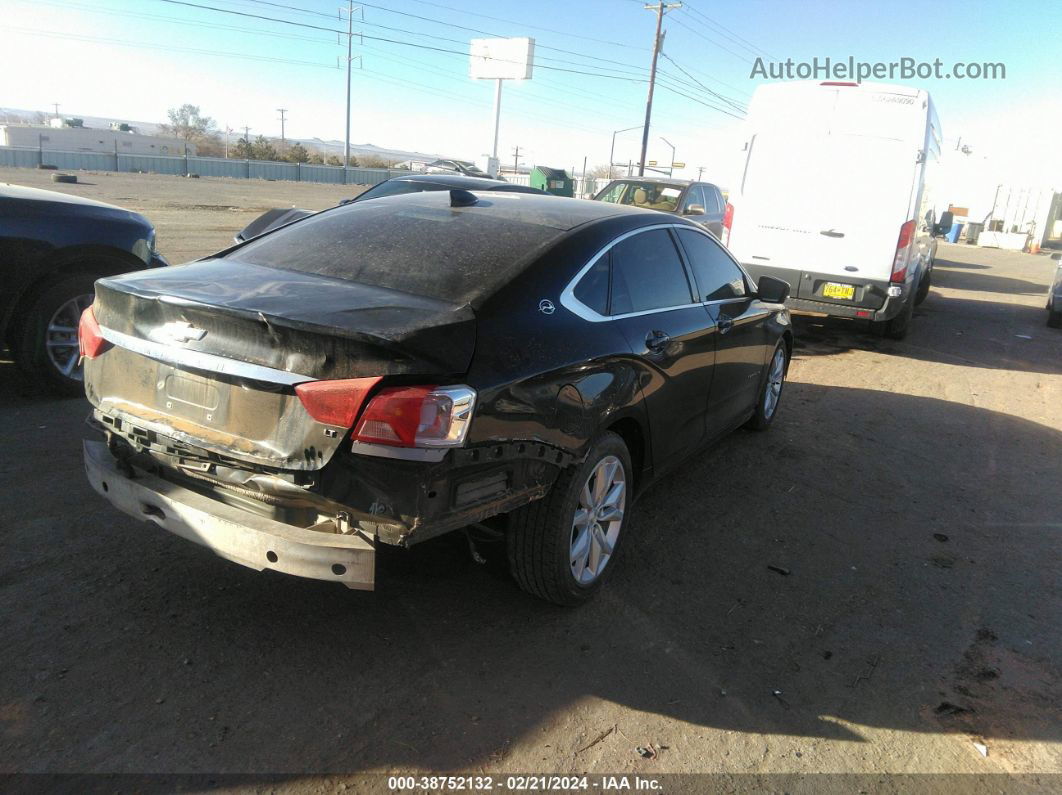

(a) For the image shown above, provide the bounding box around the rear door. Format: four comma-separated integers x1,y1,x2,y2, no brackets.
675,227,770,436
700,185,726,238
607,228,718,468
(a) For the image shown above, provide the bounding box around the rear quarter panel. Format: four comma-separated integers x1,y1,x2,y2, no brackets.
465,218,653,464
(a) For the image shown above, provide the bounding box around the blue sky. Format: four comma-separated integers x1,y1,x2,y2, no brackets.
3,0,1060,186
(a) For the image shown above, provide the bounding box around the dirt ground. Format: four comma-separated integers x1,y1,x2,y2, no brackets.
0,168,1060,786
0,167,367,263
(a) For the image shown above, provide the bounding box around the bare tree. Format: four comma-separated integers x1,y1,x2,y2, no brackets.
161,104,217,144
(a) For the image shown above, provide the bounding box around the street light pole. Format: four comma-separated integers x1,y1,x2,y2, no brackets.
660,136,676,177
609,125,642,180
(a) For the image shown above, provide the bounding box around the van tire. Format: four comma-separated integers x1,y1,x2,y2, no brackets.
915,267,932,305
870,292,914,340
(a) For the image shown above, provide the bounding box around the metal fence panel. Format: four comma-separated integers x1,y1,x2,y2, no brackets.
0,146,410,186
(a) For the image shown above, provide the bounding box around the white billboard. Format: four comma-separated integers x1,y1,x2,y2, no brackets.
469,37,535,81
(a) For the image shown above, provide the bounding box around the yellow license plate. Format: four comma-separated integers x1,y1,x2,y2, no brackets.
822,282,855,300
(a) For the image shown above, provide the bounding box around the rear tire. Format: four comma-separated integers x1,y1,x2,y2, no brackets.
506,432,631,606
915,266,932,305
870,291,914,340
1048,303,1062,328
15,275,96,396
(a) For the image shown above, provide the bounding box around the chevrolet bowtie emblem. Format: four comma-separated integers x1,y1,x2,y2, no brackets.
159,321,207,343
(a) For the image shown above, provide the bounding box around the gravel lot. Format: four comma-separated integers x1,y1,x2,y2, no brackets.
1,169,1060,784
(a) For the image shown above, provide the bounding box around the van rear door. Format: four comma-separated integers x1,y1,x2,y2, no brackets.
729,84,925,297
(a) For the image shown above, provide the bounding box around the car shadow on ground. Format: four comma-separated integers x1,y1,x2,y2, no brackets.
790,293,1062,376
1,381,1058,773
931,260,1048,296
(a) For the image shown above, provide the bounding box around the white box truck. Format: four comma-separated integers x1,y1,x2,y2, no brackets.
723,81,952,338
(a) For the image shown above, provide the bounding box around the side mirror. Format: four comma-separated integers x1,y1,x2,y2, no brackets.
934,210,954,237
757,275,790,304
684,203,706,216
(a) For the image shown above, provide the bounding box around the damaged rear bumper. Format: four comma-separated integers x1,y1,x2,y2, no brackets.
83,440,375,589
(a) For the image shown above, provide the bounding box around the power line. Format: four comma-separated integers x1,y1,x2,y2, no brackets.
669,13,753,64
232,0,649,68
658,53,746,112
5,25,341,68
681,2,777,60
384,0,641,50
156,0,651,82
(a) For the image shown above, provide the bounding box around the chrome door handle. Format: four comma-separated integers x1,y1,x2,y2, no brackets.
645,330,670,352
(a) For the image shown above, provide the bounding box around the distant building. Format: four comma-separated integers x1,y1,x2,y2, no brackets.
0,123,194,156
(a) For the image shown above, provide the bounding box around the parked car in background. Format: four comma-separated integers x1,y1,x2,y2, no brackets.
424,159,500,179
234,174,545,242
1048,252,1062,328
726,80,951,339
1,183,166,394
82,190,792,605
593,178,727,238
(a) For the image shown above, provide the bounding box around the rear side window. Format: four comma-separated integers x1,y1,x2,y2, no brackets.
676,228,747,301
609,229,693,314
573,253,609,315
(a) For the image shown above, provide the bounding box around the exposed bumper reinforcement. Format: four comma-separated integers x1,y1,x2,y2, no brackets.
83,440,374,590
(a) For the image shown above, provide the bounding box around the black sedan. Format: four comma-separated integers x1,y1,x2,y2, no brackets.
234,173,545,241
1,183,167,393
81,190,792,605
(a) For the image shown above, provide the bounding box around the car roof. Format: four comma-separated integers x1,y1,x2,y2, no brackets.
388,173,546,194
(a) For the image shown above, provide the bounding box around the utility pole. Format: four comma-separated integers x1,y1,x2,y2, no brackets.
340,2,362,178
243,125,251,142
51,103,60,120
276,108,287,147
512,144,522,175
697,166,705,180
638,2,681,176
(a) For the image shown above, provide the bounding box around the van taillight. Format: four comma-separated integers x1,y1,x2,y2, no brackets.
295,377,382,428
78,305,111,359
891,219,917,283
352,385,476,448
721,202,735,246
821,81,859,87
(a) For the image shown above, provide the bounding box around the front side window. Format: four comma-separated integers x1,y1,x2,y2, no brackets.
676,228,747,301
682,185,707,215
609,229,693,314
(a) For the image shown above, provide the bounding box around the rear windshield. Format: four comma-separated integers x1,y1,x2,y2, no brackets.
355,180,449,201
227,196,567,305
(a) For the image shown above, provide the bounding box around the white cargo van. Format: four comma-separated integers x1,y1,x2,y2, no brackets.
724,81,952,338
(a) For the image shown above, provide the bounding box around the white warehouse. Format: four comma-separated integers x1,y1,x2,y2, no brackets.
0,124,194,155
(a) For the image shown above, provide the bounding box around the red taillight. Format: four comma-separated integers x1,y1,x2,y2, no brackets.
353,385,477,448
891,219,917,283
295,377,382,428
821,81,859,87
721,202,735,246
78,305,110,359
